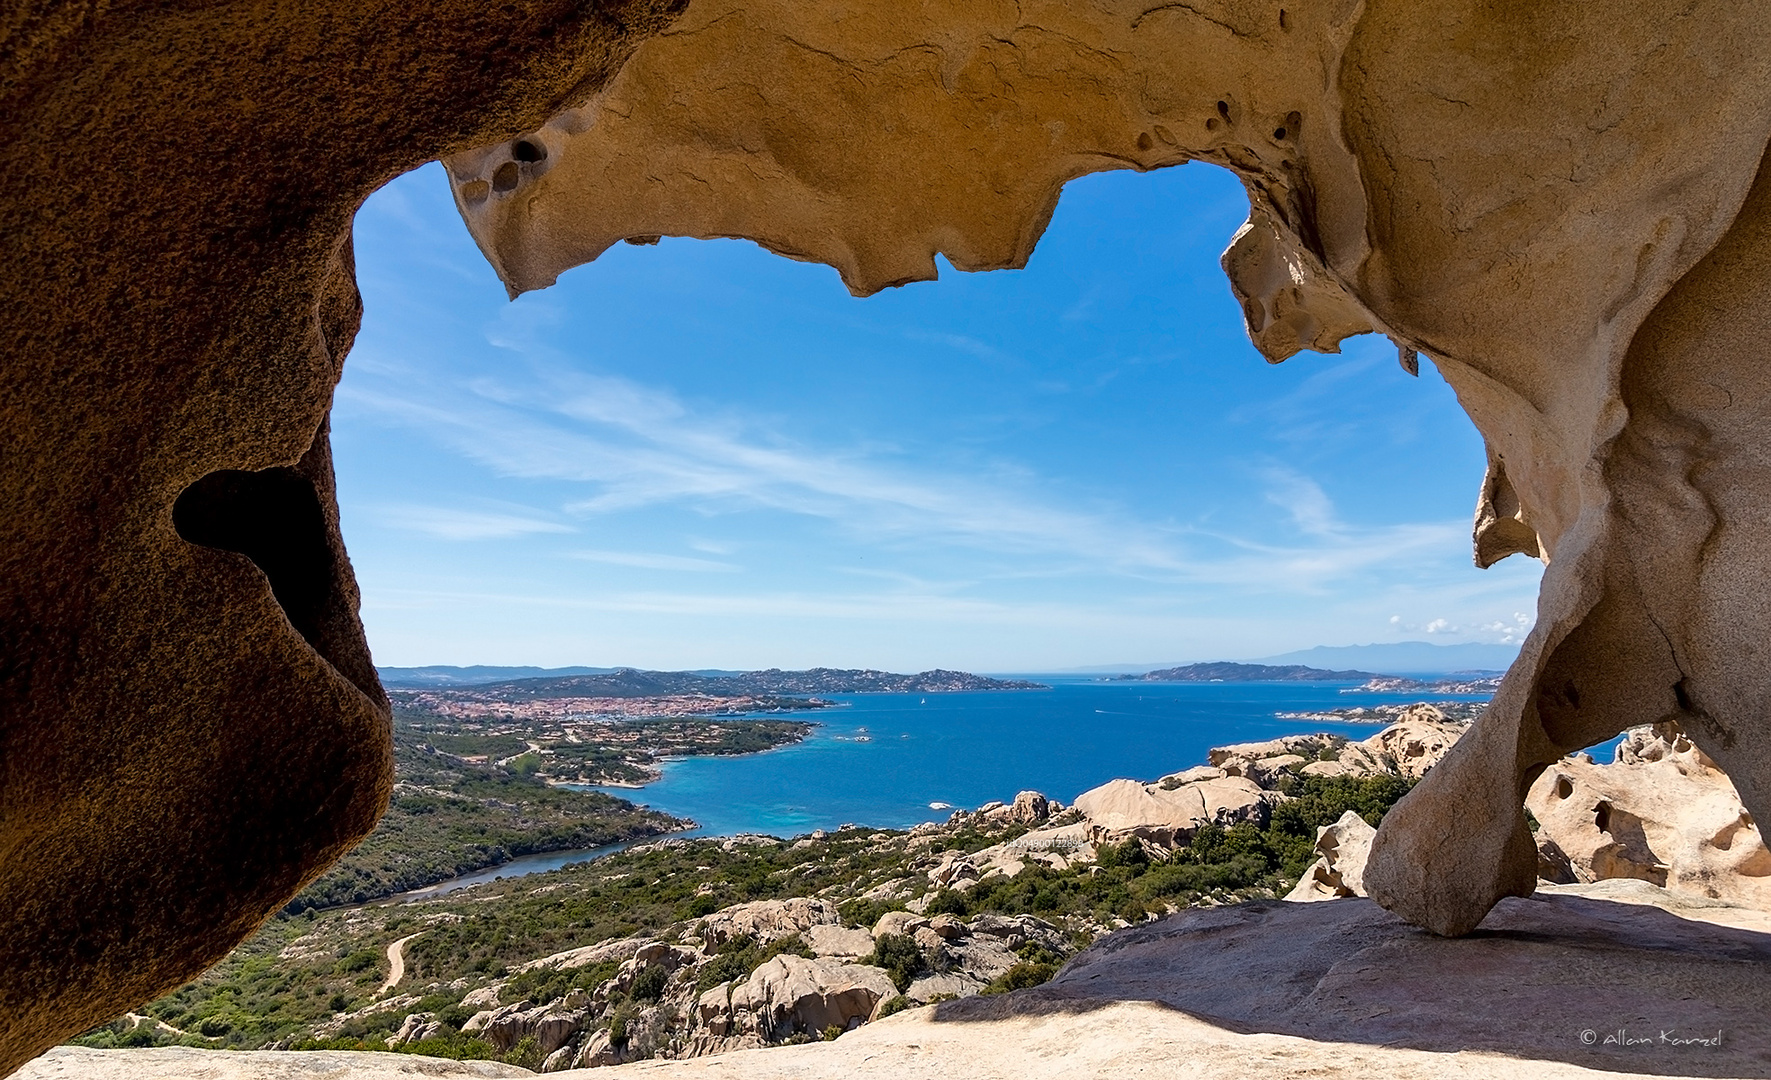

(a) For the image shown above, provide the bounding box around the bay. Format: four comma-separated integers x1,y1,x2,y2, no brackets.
570,677,1496,838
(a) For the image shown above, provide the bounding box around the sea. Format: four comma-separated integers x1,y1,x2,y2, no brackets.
402,676,1520,896
571,676,1498,838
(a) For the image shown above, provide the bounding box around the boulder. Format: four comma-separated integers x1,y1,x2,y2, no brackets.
905,972,984,1003
695,982,736,1037
1157,765,1226,787
533,1008,585,1055
1355,714,1464,780
701,898,840,947
1010,791,1051,825
805,923,875,960
1526,725,1771,909
871,911,926,939
724,955,899,1041
1285,811,1378,902
977,791,1051,826
383,1011,436,1048
479,1002,546,1052
1073,775,1273,846
1209,735,1342,770
540,1046,575,1073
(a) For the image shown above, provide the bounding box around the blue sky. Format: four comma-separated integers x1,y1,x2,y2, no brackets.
334,160,1542,671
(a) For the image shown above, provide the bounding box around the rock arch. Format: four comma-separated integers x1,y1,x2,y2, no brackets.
4,0,1771,1071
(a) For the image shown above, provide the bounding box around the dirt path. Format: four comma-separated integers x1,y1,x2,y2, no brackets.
379,932,423,995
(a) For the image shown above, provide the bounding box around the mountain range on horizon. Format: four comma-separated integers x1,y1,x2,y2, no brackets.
378,640,1519,688
377,666,1046,694
1064,640,1520,677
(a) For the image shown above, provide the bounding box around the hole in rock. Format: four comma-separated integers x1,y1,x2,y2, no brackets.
1553,774,1573,799
1273,127,1287,141
1137,131,1153,150
492,161,521,192
173,467,335,653
461,179,490,203
1216,99,1231,119
513,139,547,163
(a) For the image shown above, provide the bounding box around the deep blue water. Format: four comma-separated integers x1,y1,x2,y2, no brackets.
573,678,1492,837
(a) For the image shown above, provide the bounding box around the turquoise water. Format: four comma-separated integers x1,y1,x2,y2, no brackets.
575,678,1492,837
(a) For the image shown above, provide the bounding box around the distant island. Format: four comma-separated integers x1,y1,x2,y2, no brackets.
380,666,1048,694
1116,662,1383,683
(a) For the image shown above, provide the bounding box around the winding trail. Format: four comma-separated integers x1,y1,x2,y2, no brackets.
379,932,423,995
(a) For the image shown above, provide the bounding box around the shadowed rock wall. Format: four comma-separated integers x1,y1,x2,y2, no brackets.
0,1,683,1073
441,0,1771,938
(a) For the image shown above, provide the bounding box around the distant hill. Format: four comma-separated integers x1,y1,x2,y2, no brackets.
1250,641,1518,676
378,665,750,689
1118,662,1383,683
387,666,1047,696
378,665,620,688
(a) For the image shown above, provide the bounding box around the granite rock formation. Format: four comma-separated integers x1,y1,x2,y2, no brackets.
1527,724,1771,909
9,0,1771,1072
444,0,1771,938
1067,714,1464,852
1284,810,1377,902
0,2,684,1073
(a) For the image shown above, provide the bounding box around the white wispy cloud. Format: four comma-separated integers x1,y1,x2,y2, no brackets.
571,549,738,573
339,347,1468,593
375,504,573,541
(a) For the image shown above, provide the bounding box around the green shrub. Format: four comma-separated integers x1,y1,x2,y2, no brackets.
502,1034,543,1071
501,960,619,1006
921,889,968,917
874,995,911,1019
862,934,924,992
838,897,902,931
981,961,1059,995
1095,837,1147,870
679,894,721,919
693,933,810,993
630,964,669,1003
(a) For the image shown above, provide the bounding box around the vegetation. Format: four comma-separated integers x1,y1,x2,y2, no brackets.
72,769,1417,1066
284,726,685,912
284,705,815,912
923,774,1415,924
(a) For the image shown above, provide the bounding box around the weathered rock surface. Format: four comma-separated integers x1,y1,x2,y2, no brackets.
720,955,896,1042
19,1048,532,1078
1284,810,1377,902
0,0,684,1072
802,924,874,961
699,899,839,948
27,888,1771,1079
1529,724,1771,909
443,0,1771,942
